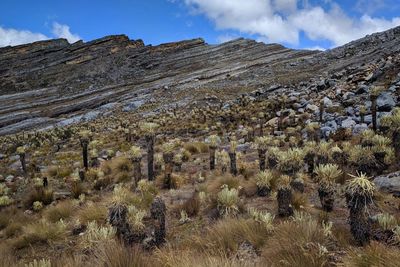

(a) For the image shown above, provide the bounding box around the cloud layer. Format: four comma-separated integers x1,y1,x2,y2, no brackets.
0,22,81,47
183,0,400,47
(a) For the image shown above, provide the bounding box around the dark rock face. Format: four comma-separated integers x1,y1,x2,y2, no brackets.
1,26,400,135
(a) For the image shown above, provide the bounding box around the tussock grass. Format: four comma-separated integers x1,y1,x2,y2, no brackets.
77,202,107,225
45,200,77,223
13,220,67,250
190,218,271,256
342,241,400,267
262,218,334,267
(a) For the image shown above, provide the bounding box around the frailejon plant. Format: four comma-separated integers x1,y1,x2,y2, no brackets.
277,175,293,217
161,141,177,189
248,207,275,231
380,108,400,159
314,164,342,212
253,136,272,171
140,122,159,181
79,130,91,171
217,184,239,217
16,146,27,174
277,148,305,175
128,145,143,184
207,135,221,170
254,170,274,197
345,172,375,246
228,138,238,176
216,150,230,173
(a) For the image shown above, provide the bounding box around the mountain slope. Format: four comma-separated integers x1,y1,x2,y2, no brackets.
0,26,400,135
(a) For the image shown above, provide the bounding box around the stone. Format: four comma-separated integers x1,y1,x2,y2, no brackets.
377,92,396,111
306,104,319,112
341,118,356,128
324,120,338,131
345,107,355,116
323,97,333,107
320,126,334,138
343,92,355,100
5,175,14,182
353,124,369,135
355,84,369,94
374,171,400,195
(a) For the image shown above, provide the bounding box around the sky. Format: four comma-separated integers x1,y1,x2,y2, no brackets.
1,0,400,50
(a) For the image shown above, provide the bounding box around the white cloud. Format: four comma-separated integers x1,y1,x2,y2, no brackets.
51,22,81,43
355,0,386,14
0,22,81,47
0,26,48,47
217,34,239,43
182,0,400,47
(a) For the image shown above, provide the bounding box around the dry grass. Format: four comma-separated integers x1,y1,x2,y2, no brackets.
292,192,309,210
262,218,334,267
24,187,54,208
184,142,209,154
4,222,23,238
77,202,107,225
207,175,240,196
45,200,77,223
12,220,67,250
190,218,271,256
180,191,201,217
342,241,400,267
92,240,152,267
155,246,259,267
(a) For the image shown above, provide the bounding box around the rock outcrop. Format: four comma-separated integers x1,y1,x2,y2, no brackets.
1,26,400,135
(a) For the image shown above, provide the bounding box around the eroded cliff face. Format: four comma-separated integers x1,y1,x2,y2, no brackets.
0,26,400,135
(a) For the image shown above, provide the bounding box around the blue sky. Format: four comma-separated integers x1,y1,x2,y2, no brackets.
1,0,400,50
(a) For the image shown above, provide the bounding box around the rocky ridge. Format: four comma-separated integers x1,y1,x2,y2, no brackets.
1,26,400,135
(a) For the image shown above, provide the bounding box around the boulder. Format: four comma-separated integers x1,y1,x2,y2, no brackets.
323,97,333,107
374,171,400,195
377,92,396,112
341,118,356,128
353,124,369,135
306,104,319,112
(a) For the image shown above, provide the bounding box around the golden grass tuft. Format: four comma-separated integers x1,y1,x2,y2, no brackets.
45,200,77,223
12,219,67,250
77,202,108,225
190,218,271,256
262,218,334,267
342,241,400,267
